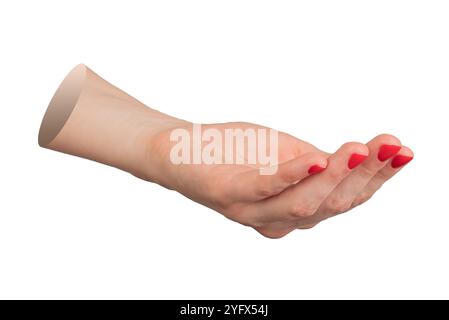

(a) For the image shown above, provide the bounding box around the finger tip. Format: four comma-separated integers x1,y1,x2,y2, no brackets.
391,148,414,168
308,164,326,175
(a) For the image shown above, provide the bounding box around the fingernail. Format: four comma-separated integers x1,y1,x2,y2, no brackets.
391,155,413,168
348,153,368,169
378,145,401,162
308,165,326,175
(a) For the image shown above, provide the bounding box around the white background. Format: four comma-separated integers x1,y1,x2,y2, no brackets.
0,0,448,299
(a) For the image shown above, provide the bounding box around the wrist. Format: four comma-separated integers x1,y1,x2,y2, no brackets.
134,116,191,185
39,64,189,183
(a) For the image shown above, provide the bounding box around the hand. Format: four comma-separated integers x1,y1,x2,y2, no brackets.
144,122,414,238
39,65,413,238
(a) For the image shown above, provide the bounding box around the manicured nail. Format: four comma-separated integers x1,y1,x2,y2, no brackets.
348,153,368,169
391,155,413,168
378,145,401,162
308,165,326,175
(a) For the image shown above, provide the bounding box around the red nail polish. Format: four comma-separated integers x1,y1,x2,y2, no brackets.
391,155,413,168
308,165,326,175
378,145,401,162
348,153,368,169
377,144,401,162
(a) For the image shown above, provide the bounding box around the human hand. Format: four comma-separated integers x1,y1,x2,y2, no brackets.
39,65,413,238
144,122,413,238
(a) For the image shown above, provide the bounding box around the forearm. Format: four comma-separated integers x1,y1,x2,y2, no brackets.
38,64,188,180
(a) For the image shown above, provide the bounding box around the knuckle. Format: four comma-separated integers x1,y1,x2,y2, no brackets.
342,142,368,155
297,222,318,230
224,204,257,227
290,202,317,218
327,195,352,214
255,184,274,198
376,170,391,182
305,152,326,164
342,142,361,150
255,227,291,239
282,170,300,184
353,192,372,207
357,164,377,178
328,169,345,181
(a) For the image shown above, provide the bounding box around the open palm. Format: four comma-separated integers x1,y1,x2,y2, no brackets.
148,122,413,238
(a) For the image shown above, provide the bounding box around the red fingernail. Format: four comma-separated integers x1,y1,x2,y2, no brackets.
391,155,413,168
308,165,326,175
378,145,401,162
348,153,368,169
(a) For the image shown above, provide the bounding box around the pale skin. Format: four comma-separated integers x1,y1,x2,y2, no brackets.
39,65,414,238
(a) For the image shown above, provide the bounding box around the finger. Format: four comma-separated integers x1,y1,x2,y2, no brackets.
297,222,319,229
320,134,401,216
230,152,328,201
352,146,414,207
243,142,369,224
254,221,298,239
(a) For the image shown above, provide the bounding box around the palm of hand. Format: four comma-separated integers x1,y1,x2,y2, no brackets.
150,122,412,238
